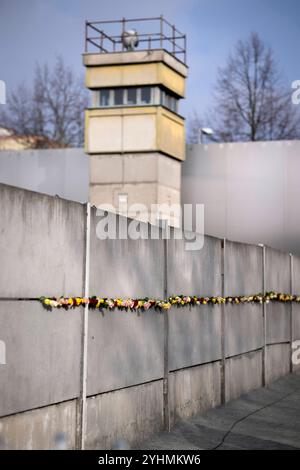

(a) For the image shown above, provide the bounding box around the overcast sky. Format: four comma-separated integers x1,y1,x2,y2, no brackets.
1,0,299,119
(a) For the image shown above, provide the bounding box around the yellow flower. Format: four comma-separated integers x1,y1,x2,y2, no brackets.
44,298,51,306
163,302,171,310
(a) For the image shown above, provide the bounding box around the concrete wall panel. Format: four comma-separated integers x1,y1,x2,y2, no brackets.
0,301,81,417
225,241,263,295
225,304,263,357
292,255,300,292
0,184,85,298
265,247,290,293
89,210,164,298
265,343,290,384
169,361,221,425
168,306,222,371
86,380,163,450
225,350,262,402
293,305,300,342
292,256,300,342
266,303,290,345
87,309,164,395
182,141,300,257
168,234,222,297
0,399,77,450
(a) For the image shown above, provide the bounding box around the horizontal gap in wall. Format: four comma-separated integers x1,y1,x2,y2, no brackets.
169,357,222,374
86,376,164,399
266,341,291,347
0,396,78,421
225,347,263,361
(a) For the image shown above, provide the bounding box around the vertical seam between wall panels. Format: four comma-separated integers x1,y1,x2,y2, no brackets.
290,253,293,373
262,245,266,387
163,221,170,431
220,238,226,404
77,202,91,450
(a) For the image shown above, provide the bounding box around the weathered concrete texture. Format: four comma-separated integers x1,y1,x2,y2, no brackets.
0,148,89,203
225,241,263,295
225,304,263,357
86,380,163,450
168,306,221,371
89,209,164,298
265,343,290,384
182,142,300,257
265,246,291,293
169,362,221,426
266,303,290,344
167,234,222,296
225,350,262,402
292,255,300,345
87,309,164,395
0,399,77,450
0,301,81,417
90,153,181,190
293,255,300,292
0,184,85,298
139,372,300,450
293,304,300,341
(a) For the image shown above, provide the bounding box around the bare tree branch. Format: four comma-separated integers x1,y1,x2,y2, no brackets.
0,56,88,148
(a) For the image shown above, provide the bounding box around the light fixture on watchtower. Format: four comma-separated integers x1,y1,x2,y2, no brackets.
121,29,139,51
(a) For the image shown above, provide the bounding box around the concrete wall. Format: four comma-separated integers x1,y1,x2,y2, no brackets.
0,184,85,298
0,184,299,449
182,141,300,256
2,141,300,256
0,148,88,203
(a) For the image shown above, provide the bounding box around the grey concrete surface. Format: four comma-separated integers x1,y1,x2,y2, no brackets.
293,305,300,342
86,380,163,450
167,233,222,296
2,142,300,256
293,255,300,292
225,304,263,357
225,241,263,296
169,362,221,425
265,344,290,384
168,306,222,371
0,184,85,298
0,301,82,417
89,209,165,298
0,399,77,450
266,303,290,344
87,309,164,395
138,372,300,450
0,148,89,203
182,141,300,256
225,350,262,402
265,246,291,293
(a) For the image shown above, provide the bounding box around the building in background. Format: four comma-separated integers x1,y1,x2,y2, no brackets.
0,127,64,151
83,17,188,226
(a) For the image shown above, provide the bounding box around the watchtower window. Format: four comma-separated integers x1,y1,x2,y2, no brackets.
127,88,137,105
114,88,124,106
94,86,179,114
100,89,110,107
140,87,151,104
